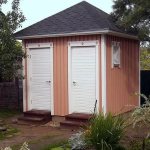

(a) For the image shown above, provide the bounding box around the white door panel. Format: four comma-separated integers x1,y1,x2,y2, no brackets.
30,48,52,110
70,46,97,113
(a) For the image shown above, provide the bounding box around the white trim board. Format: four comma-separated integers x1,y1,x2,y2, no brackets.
26,42,54,115
22,41,26,112
101,35,107,114
68,40,100,113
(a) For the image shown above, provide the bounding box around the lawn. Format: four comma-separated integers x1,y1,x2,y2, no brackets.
0,109,20,141
0,126,18,140
43,141,70,150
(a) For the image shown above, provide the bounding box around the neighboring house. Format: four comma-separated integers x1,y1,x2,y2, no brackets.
15,1,140,116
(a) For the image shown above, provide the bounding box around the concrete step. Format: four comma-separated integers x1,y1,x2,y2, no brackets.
24,110,51,118
18,116,45,122
60,120,86,128
60,113,93,128
65,113,92,122
18,110,52,124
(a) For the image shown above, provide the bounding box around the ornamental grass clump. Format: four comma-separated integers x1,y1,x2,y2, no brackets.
86,112,125,150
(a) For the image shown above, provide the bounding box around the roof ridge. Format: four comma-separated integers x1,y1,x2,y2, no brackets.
81,1,112,29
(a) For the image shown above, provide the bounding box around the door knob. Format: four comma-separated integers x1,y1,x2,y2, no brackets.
73,81,76,84
73,81,77,86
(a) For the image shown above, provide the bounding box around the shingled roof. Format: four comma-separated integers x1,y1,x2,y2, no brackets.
14,1,135,39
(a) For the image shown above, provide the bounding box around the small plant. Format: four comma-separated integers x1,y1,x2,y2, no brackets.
85,112,125,150
68,131,86,150
1,142,30,150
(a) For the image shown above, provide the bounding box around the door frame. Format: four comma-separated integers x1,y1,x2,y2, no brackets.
26,42,54,115
68,40,99,114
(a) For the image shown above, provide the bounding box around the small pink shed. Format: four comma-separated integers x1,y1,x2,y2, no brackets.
15,1,140,117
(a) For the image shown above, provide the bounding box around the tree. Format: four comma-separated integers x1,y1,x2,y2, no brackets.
111,0,150,44
0,0,25,81
140,47,150,70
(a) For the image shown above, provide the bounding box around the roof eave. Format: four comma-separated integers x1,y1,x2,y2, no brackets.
15,30,138,40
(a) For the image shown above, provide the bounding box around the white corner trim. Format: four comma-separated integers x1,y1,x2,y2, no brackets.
68,44,72,114
26,42,54,115
68,40,99,113
101,35,107,114
50,45,54,115
22,41,26,112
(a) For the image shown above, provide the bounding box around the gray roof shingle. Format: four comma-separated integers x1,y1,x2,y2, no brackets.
14,1,125,38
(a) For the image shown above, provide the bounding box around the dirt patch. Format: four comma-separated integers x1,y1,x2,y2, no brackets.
0,115,76,150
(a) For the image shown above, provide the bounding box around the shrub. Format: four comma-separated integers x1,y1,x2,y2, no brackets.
132,94,150,128
85,112,125,150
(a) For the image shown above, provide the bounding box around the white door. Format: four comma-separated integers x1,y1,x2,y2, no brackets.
69,46,98,113
29,48,52,110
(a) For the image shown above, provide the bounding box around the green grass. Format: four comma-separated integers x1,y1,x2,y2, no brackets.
43,141,70,150
0,126,19,140
0,109,21,119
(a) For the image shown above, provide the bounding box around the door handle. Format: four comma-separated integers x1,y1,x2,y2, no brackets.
46,81,51,83
73,81,77,86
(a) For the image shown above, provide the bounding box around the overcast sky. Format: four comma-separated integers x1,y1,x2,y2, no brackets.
2,0,113,31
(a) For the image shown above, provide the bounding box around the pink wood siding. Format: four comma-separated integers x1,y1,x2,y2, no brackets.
106,35,139,114
24,35,102,116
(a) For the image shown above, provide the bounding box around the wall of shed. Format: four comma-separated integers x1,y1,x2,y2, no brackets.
24,35,102,116
106,35,139,114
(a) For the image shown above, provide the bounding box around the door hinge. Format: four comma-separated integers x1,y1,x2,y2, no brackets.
31,100,32,104
27,55,31,58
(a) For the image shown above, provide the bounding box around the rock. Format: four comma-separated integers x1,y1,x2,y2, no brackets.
0,122,4,126
11,119,18,124
0,126,7,132
0,120,5,126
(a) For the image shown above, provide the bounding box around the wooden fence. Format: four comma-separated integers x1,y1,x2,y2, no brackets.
0,79,23,110
141,70,150,105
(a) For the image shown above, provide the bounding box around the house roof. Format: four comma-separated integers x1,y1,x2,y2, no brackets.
14,1,137,39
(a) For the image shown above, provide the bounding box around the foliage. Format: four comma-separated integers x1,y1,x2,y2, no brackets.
43,141,69,150
132,94,150,128
111,0,150,44
85,112,125,150
140,47,150,70
1,142,30,150
127,94,150,150
51,148,70,150
68,131,86,150
0,0,25,81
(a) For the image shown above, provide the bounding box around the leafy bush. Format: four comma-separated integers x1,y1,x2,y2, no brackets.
85,112,125,150
132,94,150,128
68,131,86,150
